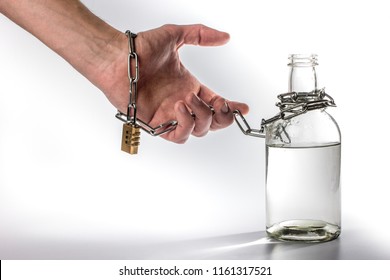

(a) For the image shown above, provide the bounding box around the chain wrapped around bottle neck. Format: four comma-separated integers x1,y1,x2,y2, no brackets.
234,88,336,138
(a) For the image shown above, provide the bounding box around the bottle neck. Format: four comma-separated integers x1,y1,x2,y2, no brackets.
288,54,318,94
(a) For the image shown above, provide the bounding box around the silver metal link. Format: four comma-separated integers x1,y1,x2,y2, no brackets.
233,110,265,138
235,88,336,137
115,112,177,136
125,30,139,123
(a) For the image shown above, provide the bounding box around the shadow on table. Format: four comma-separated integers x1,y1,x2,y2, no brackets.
2,230,388,259
144,231,340,260
139,230,390,260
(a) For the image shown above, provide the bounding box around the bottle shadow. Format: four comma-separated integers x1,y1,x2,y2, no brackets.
160,231,341,260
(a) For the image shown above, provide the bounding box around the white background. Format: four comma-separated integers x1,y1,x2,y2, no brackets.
1,0,390,259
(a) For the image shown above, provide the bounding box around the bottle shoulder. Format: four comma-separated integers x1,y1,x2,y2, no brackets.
265,109,341,147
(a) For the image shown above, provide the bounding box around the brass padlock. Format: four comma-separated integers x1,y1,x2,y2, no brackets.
121,123,140,154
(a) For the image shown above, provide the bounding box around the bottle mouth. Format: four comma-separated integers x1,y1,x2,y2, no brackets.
288,54,318,66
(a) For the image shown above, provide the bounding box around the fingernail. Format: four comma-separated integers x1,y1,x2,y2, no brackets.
221,101,230,113
179,102,188,113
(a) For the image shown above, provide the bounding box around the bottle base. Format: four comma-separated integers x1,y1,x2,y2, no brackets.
267,219,340,243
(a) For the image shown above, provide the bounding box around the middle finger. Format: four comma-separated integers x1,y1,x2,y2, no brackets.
186,92,213,137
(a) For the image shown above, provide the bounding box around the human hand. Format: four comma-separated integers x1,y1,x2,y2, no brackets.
1,0,248,143
102,24,249,143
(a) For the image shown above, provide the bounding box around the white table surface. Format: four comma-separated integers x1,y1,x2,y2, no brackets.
2,228,389,260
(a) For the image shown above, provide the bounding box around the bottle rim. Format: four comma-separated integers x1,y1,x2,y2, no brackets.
288,54,318,66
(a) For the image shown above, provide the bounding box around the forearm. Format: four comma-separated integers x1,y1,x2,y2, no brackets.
0,0,125,89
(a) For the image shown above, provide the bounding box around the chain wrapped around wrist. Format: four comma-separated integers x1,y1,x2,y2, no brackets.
115,30,178,154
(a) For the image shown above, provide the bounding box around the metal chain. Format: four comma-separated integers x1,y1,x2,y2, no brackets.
234,88,336,138
115,30,177,136
125,30,139,123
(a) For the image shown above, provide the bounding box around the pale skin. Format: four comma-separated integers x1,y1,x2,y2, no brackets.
0,0,249,144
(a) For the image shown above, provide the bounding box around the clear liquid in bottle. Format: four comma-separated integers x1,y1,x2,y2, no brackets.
266,143,341,242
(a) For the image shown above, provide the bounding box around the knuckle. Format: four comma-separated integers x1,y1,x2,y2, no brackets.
213,114,234,128
174,137,188,144
161,23,176,30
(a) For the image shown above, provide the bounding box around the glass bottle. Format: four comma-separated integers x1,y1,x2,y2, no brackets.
265,54,341,242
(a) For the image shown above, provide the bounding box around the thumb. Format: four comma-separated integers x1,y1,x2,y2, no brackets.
174,24,230,47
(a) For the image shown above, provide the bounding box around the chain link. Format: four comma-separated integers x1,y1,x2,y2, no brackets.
116,30,178,136
125,30,138,123
234,88,336,138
